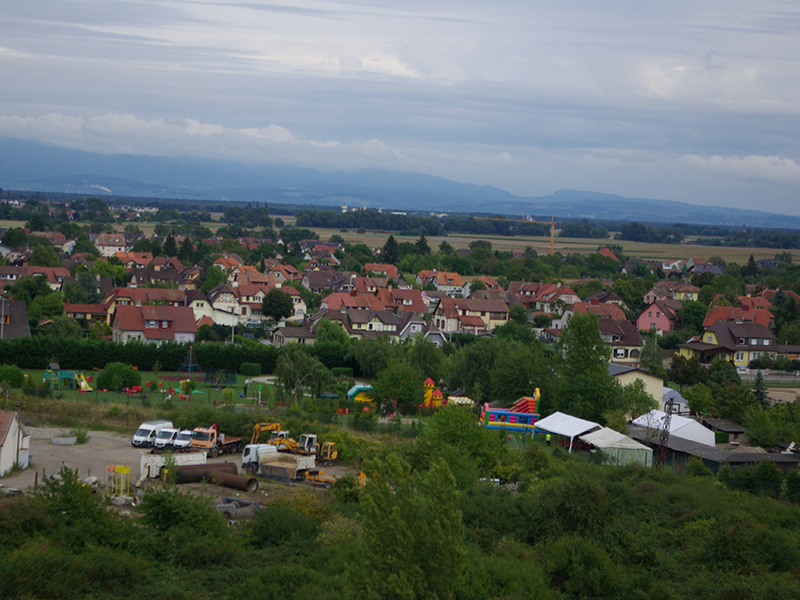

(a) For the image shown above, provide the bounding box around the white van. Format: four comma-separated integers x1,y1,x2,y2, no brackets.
153,427,179,449
172,429,194,450
132,420,174,448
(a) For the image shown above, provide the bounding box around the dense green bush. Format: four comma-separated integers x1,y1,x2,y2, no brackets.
240,362,261,376
96,362,141,391
0,338,280,374
0,363,24,387
331,367,354,378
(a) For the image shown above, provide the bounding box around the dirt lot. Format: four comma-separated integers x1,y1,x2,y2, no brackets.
0,426,353,505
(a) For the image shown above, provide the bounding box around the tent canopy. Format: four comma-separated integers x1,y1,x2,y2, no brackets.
581,427,653,467
632,410,715,447
581,427,650,450
535,412,601,451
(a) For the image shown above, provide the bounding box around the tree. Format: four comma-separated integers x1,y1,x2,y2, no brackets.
438,241,454,254
8,275,53,304
752,370,769,410
2,227,26,247
199,265,228,294
407,336,443,382
163,235,178,257
382,235,399,264
49,317,83,339
668,355,709,390
29,245,62,267
742,254,759,278
177,237,195,262
616,378,658,421
678,300,708,335
356,453,465,600
468,279,486,293
685,382,713,414
262,289,293,321
555,312,616,422
415,235,431,255
62,281,88,304
315,318,350,346
368,360,423,413
490,343,538,405
274,344,331,402
96,362,141,390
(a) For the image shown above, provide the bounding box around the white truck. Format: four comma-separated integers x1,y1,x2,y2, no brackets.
241,443,316,479
241,443,279,475
132,420,174,448
173,429,194,450
153,428,179,449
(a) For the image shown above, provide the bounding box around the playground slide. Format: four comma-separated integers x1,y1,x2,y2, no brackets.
76,373,93,392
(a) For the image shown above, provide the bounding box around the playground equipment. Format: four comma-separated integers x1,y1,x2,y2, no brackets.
43,363,93,391
204,369,237,388
421,377,445,408
347,384,374,406
106,464,131,497
481,389,541,434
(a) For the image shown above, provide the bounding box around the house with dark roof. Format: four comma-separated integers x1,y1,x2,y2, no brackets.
112,305,197,345
0,300,31,339
599,319,643,365
272,326,316,347
678,321,776,367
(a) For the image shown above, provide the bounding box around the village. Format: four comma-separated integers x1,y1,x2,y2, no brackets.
1,196,800,598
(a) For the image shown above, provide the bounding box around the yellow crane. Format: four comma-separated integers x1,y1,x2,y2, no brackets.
475,215,561,255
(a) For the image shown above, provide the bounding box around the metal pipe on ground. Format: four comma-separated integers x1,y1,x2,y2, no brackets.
171,463,238,483
205,471,259,492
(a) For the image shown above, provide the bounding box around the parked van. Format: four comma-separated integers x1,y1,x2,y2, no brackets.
153,427,179,449
132,420,174,448
173,429,194,450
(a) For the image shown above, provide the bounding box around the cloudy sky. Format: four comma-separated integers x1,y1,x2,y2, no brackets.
2,1,800,214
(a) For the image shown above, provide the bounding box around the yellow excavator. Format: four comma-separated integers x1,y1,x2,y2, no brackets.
251,422,282,444
268,431,338,464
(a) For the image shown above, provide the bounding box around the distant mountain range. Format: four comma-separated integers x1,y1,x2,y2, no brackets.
2,137,799,229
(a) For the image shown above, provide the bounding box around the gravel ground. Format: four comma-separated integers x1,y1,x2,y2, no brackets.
1,426,355,501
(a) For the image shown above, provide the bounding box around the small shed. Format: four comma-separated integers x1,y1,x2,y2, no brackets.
535,412,601,452
662,387,690,415
0,411,30,476
702,418,746,443
581,427,653,467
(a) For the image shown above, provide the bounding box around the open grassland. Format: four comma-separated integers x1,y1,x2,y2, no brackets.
6,215,798,264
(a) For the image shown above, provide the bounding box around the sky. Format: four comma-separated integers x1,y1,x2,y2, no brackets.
2,1,800,214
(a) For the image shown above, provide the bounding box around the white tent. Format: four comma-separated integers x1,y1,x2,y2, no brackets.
632,410,715,447
535,411,601,452
581,427,653,467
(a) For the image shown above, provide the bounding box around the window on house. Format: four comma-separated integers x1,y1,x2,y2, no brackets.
162,321,168,328
706,335,713,343
650,323,657,329
735,352,745,362
648,311,652,317
2,315,9,324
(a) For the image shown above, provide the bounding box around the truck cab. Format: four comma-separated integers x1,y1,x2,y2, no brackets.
154,428,179,449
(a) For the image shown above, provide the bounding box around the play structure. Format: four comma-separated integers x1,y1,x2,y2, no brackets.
204,369,237,388
43,363,93,392
161,345,204,381
421,377,446,408
481,389,541,434
347,384,374,406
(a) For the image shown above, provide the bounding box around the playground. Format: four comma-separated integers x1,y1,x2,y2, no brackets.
42,363,94,393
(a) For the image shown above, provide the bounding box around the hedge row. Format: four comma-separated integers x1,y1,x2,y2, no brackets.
0,338,279,374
